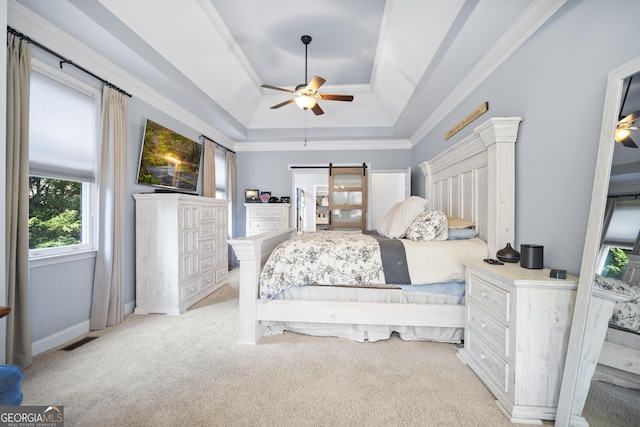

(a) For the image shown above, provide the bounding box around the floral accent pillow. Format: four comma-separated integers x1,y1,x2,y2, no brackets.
405,210,448,241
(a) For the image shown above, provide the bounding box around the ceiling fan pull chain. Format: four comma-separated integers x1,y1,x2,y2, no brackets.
304,110,308,147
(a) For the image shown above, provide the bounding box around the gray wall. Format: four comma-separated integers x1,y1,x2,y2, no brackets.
412,0,640,275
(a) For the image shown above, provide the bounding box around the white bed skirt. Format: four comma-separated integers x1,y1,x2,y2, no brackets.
262,284,465,343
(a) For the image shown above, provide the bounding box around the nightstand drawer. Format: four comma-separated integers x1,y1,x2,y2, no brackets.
468,274,509,321
466,329,508,392
249,208,284,219
467,302,509,357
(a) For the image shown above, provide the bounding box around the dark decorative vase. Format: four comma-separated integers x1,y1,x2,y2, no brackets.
496,243,520,263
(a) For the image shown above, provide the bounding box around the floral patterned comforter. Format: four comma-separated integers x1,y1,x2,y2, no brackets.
258,231,488,300
594,274,640,333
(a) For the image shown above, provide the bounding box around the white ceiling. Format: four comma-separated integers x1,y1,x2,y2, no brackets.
10,0,568,149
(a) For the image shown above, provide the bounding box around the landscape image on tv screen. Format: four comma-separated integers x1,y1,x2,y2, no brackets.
137,119,202,192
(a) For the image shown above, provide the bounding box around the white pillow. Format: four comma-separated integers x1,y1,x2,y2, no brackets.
377,196,428,238
405,210,448,241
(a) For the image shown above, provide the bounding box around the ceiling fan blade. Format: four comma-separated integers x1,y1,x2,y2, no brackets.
618,110,640,126
306,76,326,93
317,94,354,102
270,99,295,109
621,136,638,148
311,103,324,116
262,84,295,94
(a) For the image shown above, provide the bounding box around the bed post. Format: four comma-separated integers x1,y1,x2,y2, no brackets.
229,229,297,344
476,117,520,257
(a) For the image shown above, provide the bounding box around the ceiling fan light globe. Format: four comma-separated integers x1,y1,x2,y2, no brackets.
295,95,317,110
615,128,631,142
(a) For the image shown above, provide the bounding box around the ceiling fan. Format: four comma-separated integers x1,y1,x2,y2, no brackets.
616,111,640,148
615,75,639,148
261,35,354,116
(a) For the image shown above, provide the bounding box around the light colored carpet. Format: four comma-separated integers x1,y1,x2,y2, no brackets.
22,271,626,427
583,379,640,427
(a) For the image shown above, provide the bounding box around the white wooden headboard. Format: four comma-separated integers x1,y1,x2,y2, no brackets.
419,117,521,257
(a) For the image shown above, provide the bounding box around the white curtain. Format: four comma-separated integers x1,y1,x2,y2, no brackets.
226,151,236,234
5,34,32,367
203,140,216,197
90,86,127,330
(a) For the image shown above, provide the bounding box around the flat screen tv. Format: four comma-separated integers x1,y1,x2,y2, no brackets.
136,119,202,193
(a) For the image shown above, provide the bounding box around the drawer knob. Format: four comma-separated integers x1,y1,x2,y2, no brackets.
480,353,486,360
480,322,487,329
481,291,488,298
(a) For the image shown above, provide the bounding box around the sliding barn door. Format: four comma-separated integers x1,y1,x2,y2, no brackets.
328,166,367,231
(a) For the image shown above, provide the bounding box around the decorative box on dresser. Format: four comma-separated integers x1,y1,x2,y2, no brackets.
244,203,290,236
134,193,229,314
457,259,578,424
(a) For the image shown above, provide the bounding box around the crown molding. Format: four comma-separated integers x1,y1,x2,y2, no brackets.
410,0,567,146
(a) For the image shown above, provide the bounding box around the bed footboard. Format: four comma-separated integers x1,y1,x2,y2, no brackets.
229,228,297,344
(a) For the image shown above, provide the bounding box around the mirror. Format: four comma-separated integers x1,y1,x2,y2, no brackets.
556,56,640,426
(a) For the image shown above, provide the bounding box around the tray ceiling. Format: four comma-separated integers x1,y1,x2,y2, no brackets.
10,0,566,149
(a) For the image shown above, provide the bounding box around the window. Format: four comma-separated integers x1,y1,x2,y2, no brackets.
28,60,100,259
597,198,640,279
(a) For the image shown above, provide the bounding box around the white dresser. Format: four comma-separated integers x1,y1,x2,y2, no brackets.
244,203,290,236
457,259,578,424
134,193,229,314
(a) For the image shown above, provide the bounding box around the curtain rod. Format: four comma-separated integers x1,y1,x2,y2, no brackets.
199,134,236,154
7,26,132,98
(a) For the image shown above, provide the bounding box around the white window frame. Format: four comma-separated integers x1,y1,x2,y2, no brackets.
28,59,100,264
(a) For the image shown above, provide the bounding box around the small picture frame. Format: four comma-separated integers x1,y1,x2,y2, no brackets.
245,189,259,203
260,191,271,203
280,196,290,204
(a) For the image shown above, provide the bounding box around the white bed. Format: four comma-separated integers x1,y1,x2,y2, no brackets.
229,116,522,344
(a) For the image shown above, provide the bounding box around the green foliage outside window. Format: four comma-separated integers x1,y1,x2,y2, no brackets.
29,177,82,249
600,247,630,280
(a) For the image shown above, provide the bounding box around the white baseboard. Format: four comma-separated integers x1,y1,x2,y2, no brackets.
31,303,135,356
31,320,90,356
125,301,135,316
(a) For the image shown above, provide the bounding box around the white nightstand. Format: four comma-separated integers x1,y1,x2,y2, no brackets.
244,203,290,236
457,259,578,424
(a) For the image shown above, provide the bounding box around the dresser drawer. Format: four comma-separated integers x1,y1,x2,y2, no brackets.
467,302,509,357
201,206,216,222
249,208,284,219
200,222,215,239
200,238,215,255
215,265,228,283
466,329,509,392
200,252,216,272
200,271,216,291
468,274,510,321
181,279,200,302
